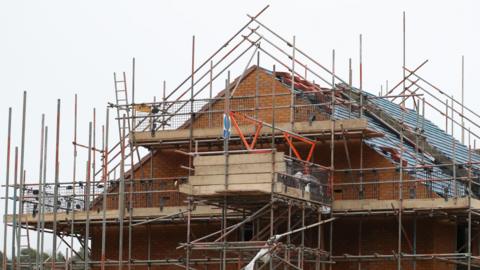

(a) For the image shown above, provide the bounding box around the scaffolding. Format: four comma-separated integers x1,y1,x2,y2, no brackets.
3,5,480,270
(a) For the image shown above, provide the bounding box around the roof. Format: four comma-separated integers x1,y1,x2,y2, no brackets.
268,67,480,197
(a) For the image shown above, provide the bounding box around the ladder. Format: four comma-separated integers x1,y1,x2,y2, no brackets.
19,222,32,270
113,72,135,173
113,72,131,140
16,201,33,270
112,72,143,185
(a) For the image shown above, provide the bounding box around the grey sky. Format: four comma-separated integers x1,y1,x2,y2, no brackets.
1,0,479,256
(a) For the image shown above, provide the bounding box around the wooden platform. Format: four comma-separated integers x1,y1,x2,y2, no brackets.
178,152,322,205
5,205,224,226
332,197,480,213
180,152,281,198
131,119,382,145
11,197,479,227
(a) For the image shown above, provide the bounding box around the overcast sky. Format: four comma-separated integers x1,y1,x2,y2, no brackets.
1,0,479,257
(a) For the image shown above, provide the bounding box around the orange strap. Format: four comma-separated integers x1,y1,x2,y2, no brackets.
229,111,316,163
283,132,316,162
229,111,263,150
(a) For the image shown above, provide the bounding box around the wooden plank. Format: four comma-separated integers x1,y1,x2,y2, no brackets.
332,197,474,212
193,152,284,166
194,162,286,176
191,183,273,195
272,183,311,200
4,205,222,224
132,119,370,143
189,173,273,185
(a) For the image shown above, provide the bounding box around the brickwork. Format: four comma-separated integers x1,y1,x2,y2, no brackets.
91,149,189,211
90,223,227,270
332,216,456,270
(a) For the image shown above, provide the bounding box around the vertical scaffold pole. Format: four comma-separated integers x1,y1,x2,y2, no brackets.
290,35,296,158
348,58,352,117
461,56,465,144
467,128,472,270
398,12,406,270
208,61,213,127
222,72,231,270
270,64,276,270
132,58,136,129
71,94,78,270
52,99,61,270
85,122,92,270
118,116,126,270
189,35,195,176
40,128,48,269
329,48,337,270
398,107,405,270
12,147,18,270
16,91,27,270
2,108,12,270
359,35,363,118
35,114,45,270
186,34,195,270
101,108,109,270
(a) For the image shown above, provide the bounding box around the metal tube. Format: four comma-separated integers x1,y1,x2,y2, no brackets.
40,127,48,268
299,204,305,269
2,108,12,270
187,198,192,269
255,51,260,119
359,34,363,118
348,58,352,117
93,108,97,204
358,218,362,270
398,102,405,270
209,61,213,127
223,73,231,270
316,209,322,270
402,11,406,109
118,116,126,270
128,115,134,270
468,128,472,270
446,99,449,133
35,114,45,270
189,35,195,177
270,61,276,269
413,215,417,270
101,109,109,270
461,55,465,144
186,35,195,270
290,35,295,157
162,80,167,130
16,91,27,270
11,147,18,269
52,99,61,270
71,93,78,269
85,122,92,270
132,57,136,129
451,95,454,136
287,203,291,265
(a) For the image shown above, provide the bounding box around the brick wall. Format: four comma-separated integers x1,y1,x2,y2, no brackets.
332,216,456,270
90,222,229,270
91,149,189,211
